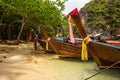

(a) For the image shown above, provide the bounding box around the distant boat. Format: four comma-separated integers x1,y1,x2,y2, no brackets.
89,33,120,45
70,8,120,69
100,40,120,45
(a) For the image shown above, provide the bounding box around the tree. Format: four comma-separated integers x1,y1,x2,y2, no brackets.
0,0,67,43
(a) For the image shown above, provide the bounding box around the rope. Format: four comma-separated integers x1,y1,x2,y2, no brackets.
46,37,51,50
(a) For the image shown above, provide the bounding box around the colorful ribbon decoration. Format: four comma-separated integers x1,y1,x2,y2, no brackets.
46,37,51,50
68,15,75,44
81,36,90,60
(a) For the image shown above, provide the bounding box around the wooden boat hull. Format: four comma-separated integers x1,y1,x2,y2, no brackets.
50,38,83,58
87,41,120,68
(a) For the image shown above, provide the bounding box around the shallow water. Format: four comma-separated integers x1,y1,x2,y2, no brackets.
34,53,120,80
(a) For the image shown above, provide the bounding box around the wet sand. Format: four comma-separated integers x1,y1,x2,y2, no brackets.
0,42,119,80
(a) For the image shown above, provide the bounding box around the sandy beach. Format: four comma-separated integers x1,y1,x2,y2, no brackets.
0,42,119,80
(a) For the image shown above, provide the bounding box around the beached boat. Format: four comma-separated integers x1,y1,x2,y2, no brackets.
28,28,54,52
70,8,120,69
38,38,54,52
39,25,90,58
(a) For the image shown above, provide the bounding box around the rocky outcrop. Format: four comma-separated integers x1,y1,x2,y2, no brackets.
79,0,120,40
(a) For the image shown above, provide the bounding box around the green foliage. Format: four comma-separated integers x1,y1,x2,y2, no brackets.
0,0,67,40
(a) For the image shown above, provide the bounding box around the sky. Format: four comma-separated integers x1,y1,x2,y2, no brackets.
62,0,91,14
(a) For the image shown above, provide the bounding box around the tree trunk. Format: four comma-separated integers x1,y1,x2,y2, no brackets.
15,16,26,44
7,25,12,40
0,17,4,39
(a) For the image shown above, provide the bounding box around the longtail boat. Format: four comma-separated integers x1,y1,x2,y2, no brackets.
28,28,54,52
39,25,91,58
70,8,120,69
38,37,54,53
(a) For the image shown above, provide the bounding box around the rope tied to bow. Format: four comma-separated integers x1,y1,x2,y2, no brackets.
81,36,91,60
46,37,51,50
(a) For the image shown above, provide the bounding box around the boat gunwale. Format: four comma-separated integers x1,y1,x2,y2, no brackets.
89,41,120,50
